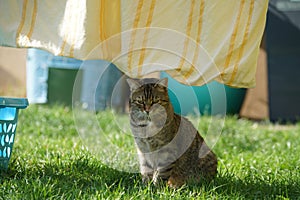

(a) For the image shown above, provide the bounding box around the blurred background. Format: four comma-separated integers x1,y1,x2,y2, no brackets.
0,1,299,122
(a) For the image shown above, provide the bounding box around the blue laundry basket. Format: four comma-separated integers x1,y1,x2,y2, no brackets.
0,97,28,170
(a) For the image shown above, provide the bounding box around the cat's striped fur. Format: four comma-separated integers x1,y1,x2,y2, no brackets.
127,78,217,188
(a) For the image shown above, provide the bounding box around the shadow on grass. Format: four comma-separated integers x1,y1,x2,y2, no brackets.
205,172,300,199
1,156,141,198
1,157,299,199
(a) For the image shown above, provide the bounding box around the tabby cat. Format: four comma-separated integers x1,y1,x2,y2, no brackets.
127,77,217,188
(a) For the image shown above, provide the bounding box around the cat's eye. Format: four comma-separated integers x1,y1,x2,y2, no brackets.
135,96,144,104
137,100,144,104
153,96,160,103
136,96,142,101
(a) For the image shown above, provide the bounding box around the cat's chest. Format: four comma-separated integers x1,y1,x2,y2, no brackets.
135,137,165,152
135,137,177,170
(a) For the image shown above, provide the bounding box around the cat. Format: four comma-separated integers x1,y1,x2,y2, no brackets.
127,77,217,188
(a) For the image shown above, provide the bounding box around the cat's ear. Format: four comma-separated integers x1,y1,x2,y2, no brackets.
127,78,141,91
156,78,168,88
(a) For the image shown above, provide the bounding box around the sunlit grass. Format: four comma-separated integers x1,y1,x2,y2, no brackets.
0,105,299,199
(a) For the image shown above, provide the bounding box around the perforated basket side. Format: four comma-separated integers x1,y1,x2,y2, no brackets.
0,109,19,170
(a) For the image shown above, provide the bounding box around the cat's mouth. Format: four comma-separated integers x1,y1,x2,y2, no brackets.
139,124,148,127
132,108,166,129
136,117,151,127
137,112,152,126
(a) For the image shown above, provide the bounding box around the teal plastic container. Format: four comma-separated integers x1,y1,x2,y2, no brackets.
161,72,246,116
0,97,28,170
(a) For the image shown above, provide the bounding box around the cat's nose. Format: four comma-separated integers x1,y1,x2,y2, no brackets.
144,105,151,113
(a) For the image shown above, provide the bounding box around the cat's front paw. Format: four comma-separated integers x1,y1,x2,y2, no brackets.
152,171,164,186
167,176,185,189
142,175,152,184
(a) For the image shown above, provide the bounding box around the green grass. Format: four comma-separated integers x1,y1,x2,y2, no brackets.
1,105,300,199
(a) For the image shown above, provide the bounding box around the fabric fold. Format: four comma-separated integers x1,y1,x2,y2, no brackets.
0,0,269,87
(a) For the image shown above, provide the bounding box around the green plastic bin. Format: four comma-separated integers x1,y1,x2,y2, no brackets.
0,97,28,170
48,68,83,106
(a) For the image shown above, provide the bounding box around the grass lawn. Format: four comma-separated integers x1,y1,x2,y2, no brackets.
1,105,300,199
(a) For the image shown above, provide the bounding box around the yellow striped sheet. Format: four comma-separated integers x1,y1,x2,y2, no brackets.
59,1,75,56
128,0,145,75
183,0,205,79
26,0,37,39
1,0,269,87
16,0,28,47
221,0,246,79
16,0,38,47
69,2,82,57
99,0,106,41
176,0,196,73
227,0,255,85
137,0,156,76
88,0,121,60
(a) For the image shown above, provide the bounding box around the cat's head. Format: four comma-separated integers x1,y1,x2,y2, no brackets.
127,78,172,127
